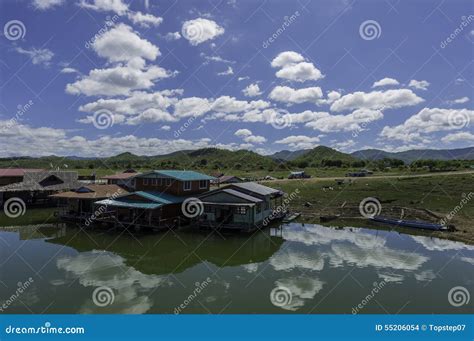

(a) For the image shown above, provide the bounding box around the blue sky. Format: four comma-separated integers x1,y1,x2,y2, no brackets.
0,0,473,157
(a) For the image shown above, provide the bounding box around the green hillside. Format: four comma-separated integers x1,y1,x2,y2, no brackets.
290,146,358,167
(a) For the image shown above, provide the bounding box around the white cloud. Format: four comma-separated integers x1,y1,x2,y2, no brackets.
441,131,474,143
408,79,430,91
330,89,424,112
163,32,181,41
275,135,320,149
181,18,224,46
33,0,63,10
234,129,252,137
92,24,160,63
201,54,234,64
445,97,469,105
160,125,171,131
306,109,383,133
242,83,262,97
238,76,249,81
125,108,177,125
127,11,163,28
66,61,173,97
271,51,305,68
269,86,323,104
79,0,129,15
174,97,211,118
271,51,323,82
234,128,266,144
61,67,79,74
217,66,234,76
15,47,54,66
372,77,400,88
380,108,474,142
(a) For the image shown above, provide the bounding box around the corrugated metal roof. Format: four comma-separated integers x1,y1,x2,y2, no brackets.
137,170,215,181
132,191,184,204
227,182,281,196
221,189,262,203
0,169,44,177
50,185,127,199
101,172,140,180
94,199,162,209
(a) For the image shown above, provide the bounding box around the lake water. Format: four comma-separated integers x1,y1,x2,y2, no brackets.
1,222,473,314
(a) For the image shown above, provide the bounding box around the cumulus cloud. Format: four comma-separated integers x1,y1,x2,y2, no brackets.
33,0,64,10
79,0,129,15
92,24,160,63
234,129,266,144
181,18,225,46
61,67,79,74
305,109,383,133
380,108,474,142
160,125,171,131
330,89,424,112
242,83,262,97
162,32,181,41
127,11,163,28
372,77,400,88
275,135,320,149
445,97,469,105
441,131,474,143
408,79,430,91
15,47,54,67
271,51,323,82
269,86,323,104
234,129,252,137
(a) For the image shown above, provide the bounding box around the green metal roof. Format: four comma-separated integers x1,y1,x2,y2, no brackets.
94,191,184,209
138,170,215,181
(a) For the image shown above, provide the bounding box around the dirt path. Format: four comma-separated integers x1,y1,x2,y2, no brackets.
262,170,474,184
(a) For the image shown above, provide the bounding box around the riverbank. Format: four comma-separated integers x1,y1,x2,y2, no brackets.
271,172,474,245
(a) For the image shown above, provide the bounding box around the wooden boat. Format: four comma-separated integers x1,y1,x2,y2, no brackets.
283,212,301,223
370,216,446,231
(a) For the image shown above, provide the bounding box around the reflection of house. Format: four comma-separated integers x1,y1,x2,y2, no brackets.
93,170,215,229
198,182,285,230
0,170,80,206
50,184,127,220
101,169,139,190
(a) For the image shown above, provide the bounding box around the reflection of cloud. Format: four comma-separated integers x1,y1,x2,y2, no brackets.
283,224,386,249
410,236,474,252
459,257,474,266
414,270,437,282
270,248,324,272
57,251,171,313
242,263,259,273
378,272,404,283
327,243,428,271
275,277,324,311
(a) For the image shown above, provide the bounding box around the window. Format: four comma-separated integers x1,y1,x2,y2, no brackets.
143,179,149,185
199,180,207,189
235,206,247,215
204,205,215,213
184,181,191,191
256,204,261,213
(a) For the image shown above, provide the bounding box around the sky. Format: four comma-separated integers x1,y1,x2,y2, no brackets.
0,0,473,157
